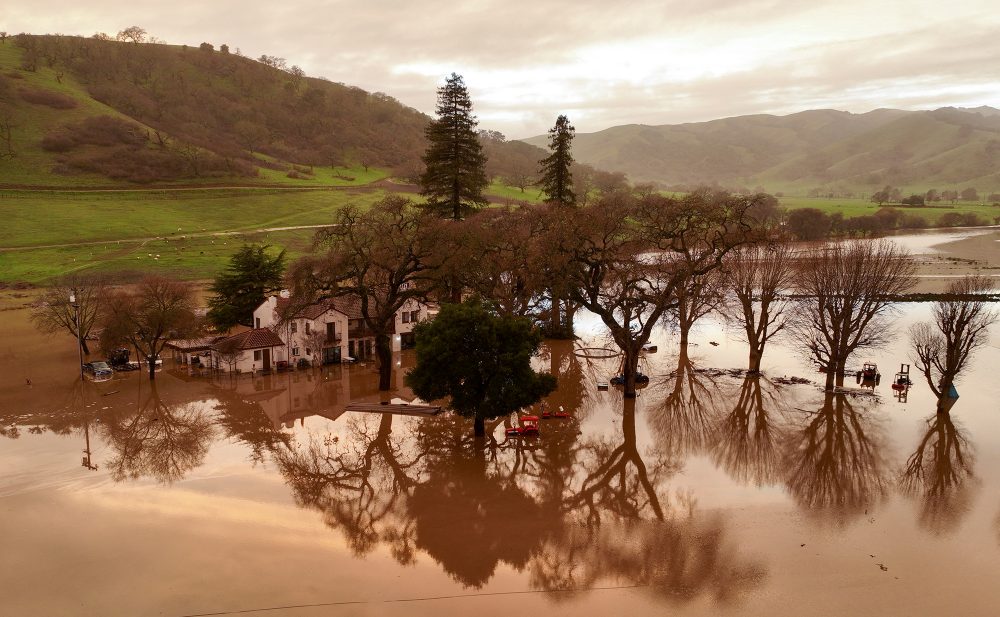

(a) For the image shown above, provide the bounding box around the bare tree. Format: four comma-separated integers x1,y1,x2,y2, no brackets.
722,243,794,373
214,336,243,374
289,195,438,390
711,376,788,487
116,26,147,45
30,274,109,355
100,277,198,379
555,192,755,396
792,239,915,390
910,276,998,407
667,268,723,349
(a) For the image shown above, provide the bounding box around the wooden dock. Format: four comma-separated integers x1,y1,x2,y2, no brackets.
345,402,442,417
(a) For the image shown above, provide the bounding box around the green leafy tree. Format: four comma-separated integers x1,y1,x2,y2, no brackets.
538,115,576,206
207,244,286,330
406,300,556,437
419,73,489,220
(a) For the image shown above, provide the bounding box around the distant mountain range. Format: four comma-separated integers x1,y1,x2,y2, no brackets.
523,106,1000,192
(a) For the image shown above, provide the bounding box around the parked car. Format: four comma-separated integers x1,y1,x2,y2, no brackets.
83,361,114,380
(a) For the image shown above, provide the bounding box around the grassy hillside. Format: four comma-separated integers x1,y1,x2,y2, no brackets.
526,107,1000,195
0,34,556,189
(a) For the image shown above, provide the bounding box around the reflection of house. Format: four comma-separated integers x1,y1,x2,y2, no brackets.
209,328,286,373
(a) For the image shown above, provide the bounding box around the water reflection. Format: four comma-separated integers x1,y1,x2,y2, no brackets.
782,393,889,522
648,348,722,457
100,385,215,484
899,405,977,535
711,376,788,487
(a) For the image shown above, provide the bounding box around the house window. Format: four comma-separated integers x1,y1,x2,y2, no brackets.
306,348,311,356
253,350,261,361
411,310,420,322
305,322,311,335
402,312,410,324
292,347,300,356
255,317,260,329
291,321,297,333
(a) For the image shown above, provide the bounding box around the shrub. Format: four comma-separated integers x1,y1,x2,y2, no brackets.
19,87,77,109
787,208,832,241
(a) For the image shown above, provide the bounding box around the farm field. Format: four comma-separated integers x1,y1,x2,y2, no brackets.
778,196,1000,225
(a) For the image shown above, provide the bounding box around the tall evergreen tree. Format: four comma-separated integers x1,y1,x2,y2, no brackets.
420,73,489,220
538,115,576,206
207,244,286,329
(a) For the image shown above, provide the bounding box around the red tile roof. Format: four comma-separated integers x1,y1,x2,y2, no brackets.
274,294,364,321
213,328,285,351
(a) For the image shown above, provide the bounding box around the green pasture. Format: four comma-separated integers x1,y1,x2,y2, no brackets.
0,188,402,249
0,227,319,283
778,196,1000,225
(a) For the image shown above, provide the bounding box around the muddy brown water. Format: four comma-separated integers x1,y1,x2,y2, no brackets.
3,239,1000,616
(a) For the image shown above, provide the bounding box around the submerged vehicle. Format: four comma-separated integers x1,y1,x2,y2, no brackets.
506,415,541,437
610,372,650,386
856,362,881,385
83,361,113,380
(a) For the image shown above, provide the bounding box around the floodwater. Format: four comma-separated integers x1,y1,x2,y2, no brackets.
3,239,1000,616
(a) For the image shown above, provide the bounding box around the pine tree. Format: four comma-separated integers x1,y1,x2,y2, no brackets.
420,73,488,220
207,244,286,329
538,115,576,206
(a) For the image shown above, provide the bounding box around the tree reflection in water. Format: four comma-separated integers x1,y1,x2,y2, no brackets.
899,401,977,535
648,348,722,458
100,384,215,484
273,413,422,563
711,376,788,487
782,393,889,522
531,396,766,604
248,387,766,603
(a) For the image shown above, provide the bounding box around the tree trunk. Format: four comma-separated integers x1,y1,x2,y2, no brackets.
148,358,156,381
473,414,486,437
549,291,562,336
748,347,763,374
80,338,90,355
622,347,640,398
375,333,392,391
823,362,837,391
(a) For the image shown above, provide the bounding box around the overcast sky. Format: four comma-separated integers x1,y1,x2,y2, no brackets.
4,0,999,138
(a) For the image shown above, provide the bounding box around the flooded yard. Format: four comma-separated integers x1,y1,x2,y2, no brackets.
2,234,1000,616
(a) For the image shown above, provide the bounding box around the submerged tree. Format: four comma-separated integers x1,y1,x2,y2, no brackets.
555,192,755,396
792,239,915,390
30,273,109,355
406,300,557,437
289,195,438,390
419,73,488,221
207,243,286,330
910,275,998,408
538,114,576,207
100,277,198,379
722,243,794,373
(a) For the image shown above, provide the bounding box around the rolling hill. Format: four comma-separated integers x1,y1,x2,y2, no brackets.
523,107,1000,194
0,34,547,188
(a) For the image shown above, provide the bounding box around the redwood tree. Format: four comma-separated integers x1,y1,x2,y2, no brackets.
419,73,488,221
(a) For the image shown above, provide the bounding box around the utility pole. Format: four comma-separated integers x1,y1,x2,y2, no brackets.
70,289,84,380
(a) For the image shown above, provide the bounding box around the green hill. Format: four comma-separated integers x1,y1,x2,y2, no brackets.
0,34,549,188
523,107,1000,195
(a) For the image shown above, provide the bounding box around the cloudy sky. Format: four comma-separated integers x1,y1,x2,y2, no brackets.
4,0,999,138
